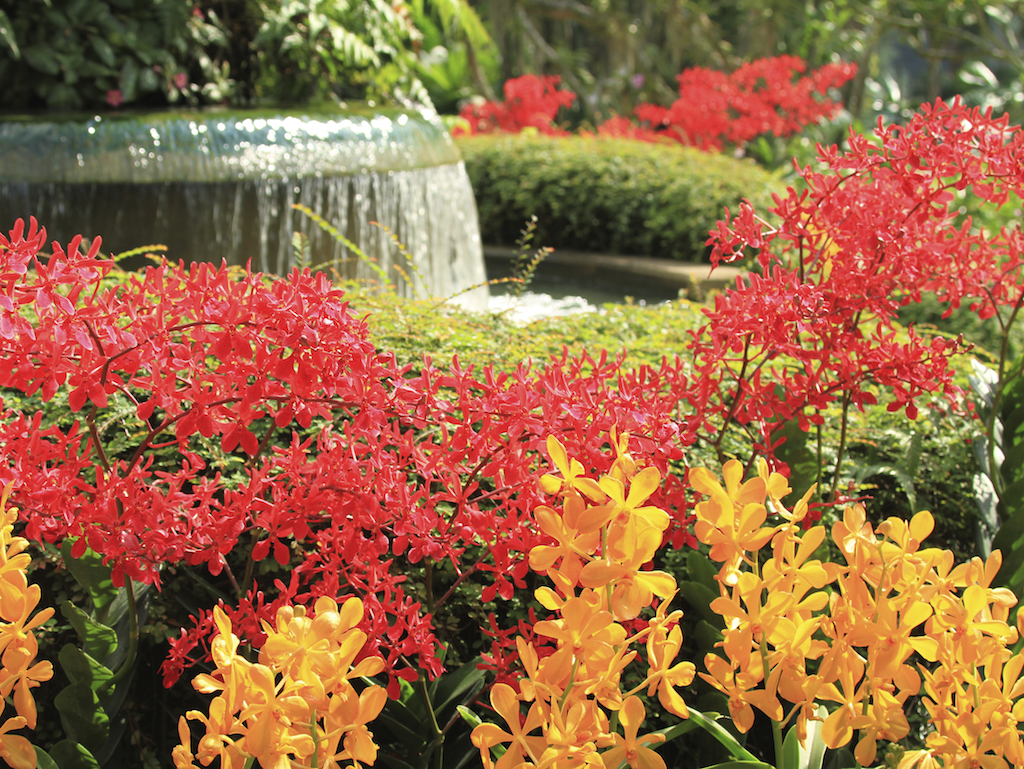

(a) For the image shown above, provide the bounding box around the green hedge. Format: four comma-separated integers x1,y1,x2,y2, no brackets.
457,134,780,262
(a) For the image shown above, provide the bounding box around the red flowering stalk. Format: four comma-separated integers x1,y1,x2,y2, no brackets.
634,56,857,151
701,97,1024,499
0,220,697,693
456,74,576,136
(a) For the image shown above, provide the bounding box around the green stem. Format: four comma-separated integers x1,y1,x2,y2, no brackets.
985,285,1024,495
829,391,853,502
310,710,319,769
103,578,139,691
417,674,444,769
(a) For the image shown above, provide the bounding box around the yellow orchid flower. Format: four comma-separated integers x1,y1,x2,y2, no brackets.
599,697,666,769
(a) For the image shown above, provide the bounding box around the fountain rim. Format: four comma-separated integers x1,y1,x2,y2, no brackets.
0,102,462,184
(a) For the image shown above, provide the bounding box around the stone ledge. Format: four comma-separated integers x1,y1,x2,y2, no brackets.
483,245,743,300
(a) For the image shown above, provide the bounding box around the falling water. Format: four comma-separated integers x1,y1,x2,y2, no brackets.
0,107,487,305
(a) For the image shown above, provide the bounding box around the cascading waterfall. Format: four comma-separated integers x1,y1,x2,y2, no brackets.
0,107,487,306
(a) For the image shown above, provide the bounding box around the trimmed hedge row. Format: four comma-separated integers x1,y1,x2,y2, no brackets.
457,134,780,262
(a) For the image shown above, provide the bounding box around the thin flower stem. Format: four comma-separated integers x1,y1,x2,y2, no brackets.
829,390,853,502
104,578,139,690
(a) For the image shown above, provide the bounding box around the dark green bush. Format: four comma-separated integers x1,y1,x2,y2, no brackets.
457,134,780,262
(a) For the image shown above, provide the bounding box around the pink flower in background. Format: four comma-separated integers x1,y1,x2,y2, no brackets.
173,72,188,90
105,90,123,107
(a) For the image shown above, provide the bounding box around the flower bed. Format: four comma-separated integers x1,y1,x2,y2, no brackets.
1,95,1024,768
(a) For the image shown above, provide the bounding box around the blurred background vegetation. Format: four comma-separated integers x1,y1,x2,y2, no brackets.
1,0,1022,134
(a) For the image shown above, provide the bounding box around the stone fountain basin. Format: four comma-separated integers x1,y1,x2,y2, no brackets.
0,106,486,304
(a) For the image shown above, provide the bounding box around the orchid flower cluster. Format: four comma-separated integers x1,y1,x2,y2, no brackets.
690,458,1024,769
472,434,695,769
0,485,53,769
478,436,1024,769
174,596,387,769
455,57,856,151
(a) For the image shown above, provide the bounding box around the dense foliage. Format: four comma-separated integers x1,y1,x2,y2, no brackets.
0,0,428,110
473,0,1024,127
459,134,779,261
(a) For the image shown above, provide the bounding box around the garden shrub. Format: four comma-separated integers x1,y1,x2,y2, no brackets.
457,134,779,262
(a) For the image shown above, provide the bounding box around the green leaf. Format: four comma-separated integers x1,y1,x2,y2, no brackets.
375,704,428,745
119,57,139,101
821,746,856,769
89,35,116,68
23,46,62,75
47,741,101,769
782,705,827,769
138,64,159,92
0,9,19,59
455,704,482,729
58,644,114,694
992,498,1024,594
61,603,117,662
771,418,819,501
651,718,701,742
1000,356,1024,421
685,709,761,763
974,472,1000,556
701,763,775,769
34,747,60,769
678,580,722,627
692,618,724,650
428,656,486,719
686,550,719,591
376,755,417,769
61,539,118,612
54,684,110,755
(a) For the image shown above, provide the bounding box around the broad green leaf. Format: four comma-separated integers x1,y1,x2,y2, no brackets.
23,46,61,75
0,9,19,58
992,500,1024,595
47,741,100,769
429,656,486,718
782,705,827,769
119,57,139,101
374,706,428,745
58,645,114,694
772,418,819,501
687,550,719,590
678,580,722,627
54,684,110,755
61,539,118,612
692,618,724,650
89,35,116,67
1000,356,1024,421
970,358,999,411
138,64,159,92
34,747,59,769
455,704,482,728
61,603,117,662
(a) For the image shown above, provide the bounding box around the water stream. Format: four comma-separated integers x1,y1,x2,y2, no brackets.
0,107,487,306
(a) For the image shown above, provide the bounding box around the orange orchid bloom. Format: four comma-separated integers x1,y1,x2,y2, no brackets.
700,652,782,733
599,696,666,769
0,714,34,769
530,495,602,589
540,436,606,502
643,623,695,718
471,683,548,769
578,526,676,620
